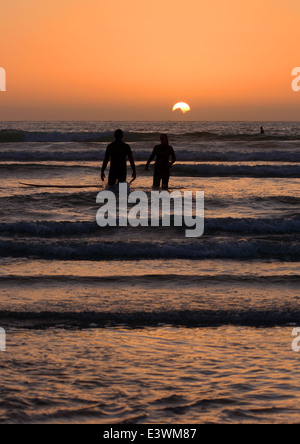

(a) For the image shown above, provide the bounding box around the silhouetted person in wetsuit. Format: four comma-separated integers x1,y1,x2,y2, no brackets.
101,129,136,187
145,134,176,190
260,126,265,134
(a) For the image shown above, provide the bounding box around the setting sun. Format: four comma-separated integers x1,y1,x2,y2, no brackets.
172,102,191,114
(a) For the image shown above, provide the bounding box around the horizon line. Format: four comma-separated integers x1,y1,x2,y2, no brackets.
1,119,300,123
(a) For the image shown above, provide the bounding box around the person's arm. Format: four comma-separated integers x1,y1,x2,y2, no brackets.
101,146,110,181
145,147,156,170
169,146,176,167
127,145,136,180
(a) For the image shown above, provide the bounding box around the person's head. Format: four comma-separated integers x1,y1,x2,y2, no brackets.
114,129,123,140
160,134,169,145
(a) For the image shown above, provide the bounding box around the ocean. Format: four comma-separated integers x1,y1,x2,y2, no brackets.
0,120,299,424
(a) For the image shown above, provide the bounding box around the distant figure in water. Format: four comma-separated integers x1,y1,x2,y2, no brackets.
145,134,176,190
260,126,265,134
101,129,136,187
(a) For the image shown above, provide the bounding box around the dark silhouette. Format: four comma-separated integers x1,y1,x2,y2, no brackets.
101,129,136,187
145,134,176,190
260,126,265,134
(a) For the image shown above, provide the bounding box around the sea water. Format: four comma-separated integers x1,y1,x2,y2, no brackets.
0,121,299,423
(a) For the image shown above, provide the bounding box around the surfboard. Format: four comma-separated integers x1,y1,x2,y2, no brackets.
20,179,135,189
19,182,100,188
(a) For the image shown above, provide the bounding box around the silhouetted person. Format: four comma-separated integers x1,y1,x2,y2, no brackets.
260,126,265,134
145,134,176,190
101,129,136,187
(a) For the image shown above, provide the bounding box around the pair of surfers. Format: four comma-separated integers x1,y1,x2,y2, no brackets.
101,129,176,190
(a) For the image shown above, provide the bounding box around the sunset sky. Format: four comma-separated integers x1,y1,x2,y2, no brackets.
0,0,300,120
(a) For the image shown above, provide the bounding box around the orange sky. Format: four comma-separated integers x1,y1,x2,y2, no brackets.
0,0,300,120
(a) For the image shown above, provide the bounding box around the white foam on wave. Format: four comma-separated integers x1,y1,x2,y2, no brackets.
172,163,300,177
0,308,299,328
0,149,300,163
0,217,300,236
0,238,298,260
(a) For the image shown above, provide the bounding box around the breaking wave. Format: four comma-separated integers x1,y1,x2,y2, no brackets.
0,238,298,260
172,163,300,178
0,308,299,328
2,129,300,143
0,149,299,163
0,217,300,237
